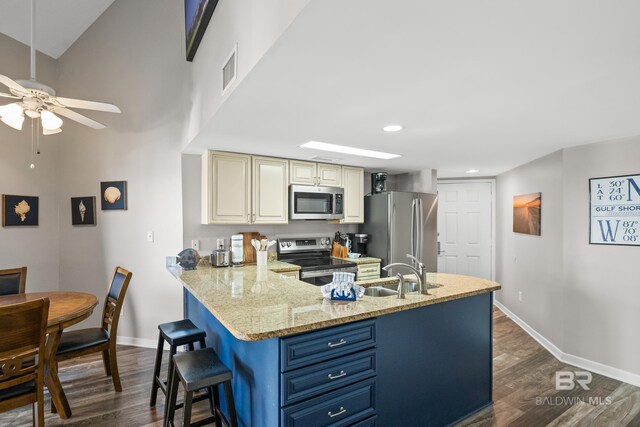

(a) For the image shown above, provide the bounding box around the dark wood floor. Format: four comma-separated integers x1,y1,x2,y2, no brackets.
456,308,640,427
2,307,639,426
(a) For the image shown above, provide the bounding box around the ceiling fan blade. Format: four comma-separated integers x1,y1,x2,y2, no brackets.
55,96,121,113
0,92,20,99
52,107,106,130
0,74,28,94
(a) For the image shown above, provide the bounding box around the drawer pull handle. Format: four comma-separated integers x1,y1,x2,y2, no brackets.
327,338,347,348
328,407,346,418
327,370,347,380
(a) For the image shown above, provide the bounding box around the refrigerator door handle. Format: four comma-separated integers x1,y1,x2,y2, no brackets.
417,198,423,263
410,198,416,260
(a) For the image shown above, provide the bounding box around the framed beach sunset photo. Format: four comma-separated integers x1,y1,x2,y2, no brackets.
513,192,541,235
185,0,219,61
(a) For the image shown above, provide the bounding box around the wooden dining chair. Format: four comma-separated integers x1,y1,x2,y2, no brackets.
0,266,27,296
56,267,132,392
0,298,50,426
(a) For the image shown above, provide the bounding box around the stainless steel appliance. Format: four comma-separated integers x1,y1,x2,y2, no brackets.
211,249,230,267
359,191,438,274
277,236,357,286
289,185,344,221
347,233,369,256
371,172,388,193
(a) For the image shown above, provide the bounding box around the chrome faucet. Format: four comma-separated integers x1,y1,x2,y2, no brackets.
382,263,424,298
406,254,429,291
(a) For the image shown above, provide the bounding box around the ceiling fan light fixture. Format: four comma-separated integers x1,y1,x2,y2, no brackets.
1,115,24,130
42,127,61,136
0,102,23,117
40,110,63,130
0,104,25,130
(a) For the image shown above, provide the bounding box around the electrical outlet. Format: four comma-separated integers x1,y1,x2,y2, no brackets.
518,291,523,302
191,239,200,250
216,238,225,249
146,231,154,243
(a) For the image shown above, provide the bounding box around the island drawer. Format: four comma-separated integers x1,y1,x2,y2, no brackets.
281,378,376,427
281,349,376,406
281,319,376,371
349,415,377,426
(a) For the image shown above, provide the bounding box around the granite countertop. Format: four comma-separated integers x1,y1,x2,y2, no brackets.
170,261,500,342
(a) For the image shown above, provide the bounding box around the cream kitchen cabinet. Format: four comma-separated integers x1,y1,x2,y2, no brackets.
201,151,252,224
201,151,288,224
341,166,365,224
252,156,289,224
289,160,341,186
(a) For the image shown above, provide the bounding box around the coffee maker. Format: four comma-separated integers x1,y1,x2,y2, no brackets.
371,172,387,193
347,233,369,256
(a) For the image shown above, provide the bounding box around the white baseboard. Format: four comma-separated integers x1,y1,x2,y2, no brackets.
494,300,640,388
116,336,157,349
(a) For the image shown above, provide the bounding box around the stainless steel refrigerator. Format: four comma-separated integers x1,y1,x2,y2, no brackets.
359,191,438,274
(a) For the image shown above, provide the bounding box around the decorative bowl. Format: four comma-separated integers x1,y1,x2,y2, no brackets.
347,253,361,259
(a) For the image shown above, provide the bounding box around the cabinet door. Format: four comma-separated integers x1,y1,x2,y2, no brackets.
341,166,364,224
253,156,289,224
289,160,317,185
317,163,342,186
202,151,251,224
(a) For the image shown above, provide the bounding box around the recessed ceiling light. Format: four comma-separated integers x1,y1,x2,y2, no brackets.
466,169,479,174
383,125,403,132
301,141,401,160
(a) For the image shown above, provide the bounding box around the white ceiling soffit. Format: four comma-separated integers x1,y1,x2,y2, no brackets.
0,0,115,59
186,0,640,177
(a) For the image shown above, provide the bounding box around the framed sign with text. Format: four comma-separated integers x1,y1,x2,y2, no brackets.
589,174,640,246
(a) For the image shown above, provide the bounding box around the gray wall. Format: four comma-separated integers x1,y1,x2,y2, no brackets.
182,154,356,254
561,137,640,374
496,151,565,347
54,0,188,340
496,137,640,376
0,33,61,293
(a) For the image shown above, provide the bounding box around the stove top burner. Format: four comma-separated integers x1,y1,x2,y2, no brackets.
283,256,356,272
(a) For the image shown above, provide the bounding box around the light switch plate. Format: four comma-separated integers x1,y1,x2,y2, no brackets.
191,239,200,250
146,231,154,243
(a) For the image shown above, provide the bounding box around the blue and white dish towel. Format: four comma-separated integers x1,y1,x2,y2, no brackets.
321,272,365,300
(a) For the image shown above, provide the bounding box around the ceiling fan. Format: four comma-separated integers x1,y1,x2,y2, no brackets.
0,0,120,135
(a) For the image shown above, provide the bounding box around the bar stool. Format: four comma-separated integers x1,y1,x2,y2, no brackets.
164,347,238,427
150,319,207,407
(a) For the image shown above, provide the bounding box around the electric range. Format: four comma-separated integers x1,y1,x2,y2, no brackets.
277,236,357,286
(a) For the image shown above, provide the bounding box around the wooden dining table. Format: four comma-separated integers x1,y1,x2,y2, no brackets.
0,291,98,419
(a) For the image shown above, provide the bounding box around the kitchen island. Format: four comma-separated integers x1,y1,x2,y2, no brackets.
170,262,500,427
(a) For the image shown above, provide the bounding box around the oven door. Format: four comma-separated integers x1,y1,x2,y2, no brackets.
300,267,358,286
289,185,344,220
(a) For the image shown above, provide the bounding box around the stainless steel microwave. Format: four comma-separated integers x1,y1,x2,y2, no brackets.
289,185,344,220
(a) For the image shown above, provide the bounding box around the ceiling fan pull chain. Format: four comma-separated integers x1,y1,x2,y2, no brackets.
37,119,41,155
30,117,35,169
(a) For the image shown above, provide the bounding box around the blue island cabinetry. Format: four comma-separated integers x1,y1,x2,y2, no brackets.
185,289,492,427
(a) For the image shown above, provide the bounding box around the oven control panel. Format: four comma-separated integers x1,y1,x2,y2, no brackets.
277,237,332,253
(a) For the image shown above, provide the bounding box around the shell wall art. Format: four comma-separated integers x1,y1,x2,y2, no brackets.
100,181,128,210
71,196,97,225
2,194,39,226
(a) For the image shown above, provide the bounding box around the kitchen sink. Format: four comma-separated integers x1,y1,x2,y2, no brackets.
364,280,444,297
363,286,398,297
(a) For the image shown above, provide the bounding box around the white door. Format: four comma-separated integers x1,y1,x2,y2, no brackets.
437,182,493,279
